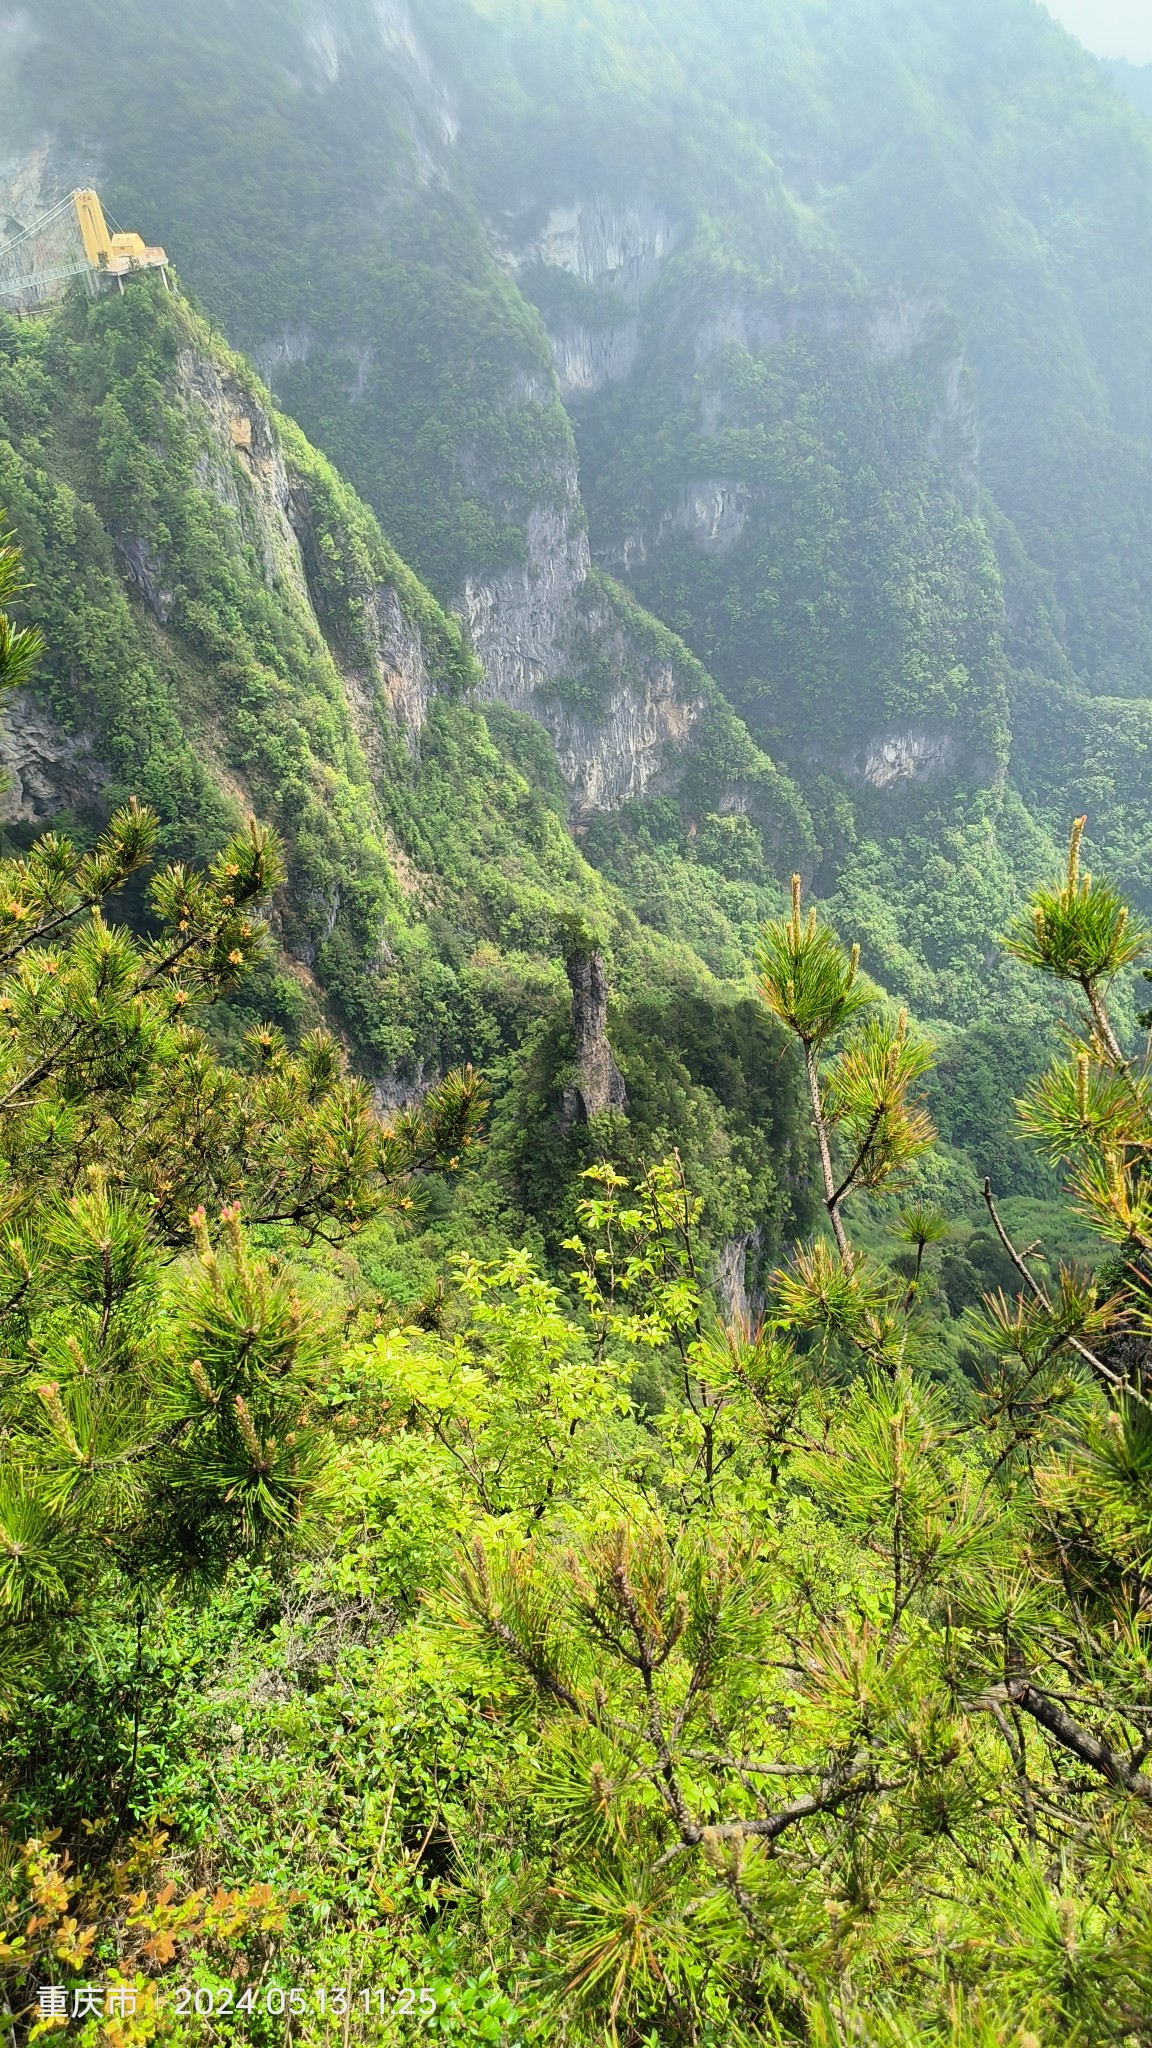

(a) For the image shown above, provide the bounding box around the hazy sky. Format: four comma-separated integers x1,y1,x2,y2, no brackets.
1045,1,1152,63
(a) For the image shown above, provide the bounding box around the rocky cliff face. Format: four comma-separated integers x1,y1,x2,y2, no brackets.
545,321,641,401
462,488,717,817
170,342,444,778
514,200,676,296
502,197,675,401
561,947,628,1124
463,495,589,715
0,691,102,827
0,139,94,242
0,281,469,1030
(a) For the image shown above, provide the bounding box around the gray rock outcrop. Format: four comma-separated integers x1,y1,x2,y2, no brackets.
0,691,103,826
563,949,628,1123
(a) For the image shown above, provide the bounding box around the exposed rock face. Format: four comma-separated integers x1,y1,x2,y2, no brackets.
295,1,459,156
548,319,640,399
0,319,444,855
472,197,712,782
0,137,772,845
0,127,747,842
716,1231,764,1329
550,671,703,813
673,480,750,555
563,949,628,1122
852,730,960,789
553,597,707,815
252,329,375,406
805,728,998,792
864,294,979,494
0,137,91,239
367,584,432,740
180,347,312,607
182,334,713,817
0,691,104,825
115,535,175,623
867,291,937,362
604,479,754,568
374,0,460,151
251,327,316,384
500,196,674,401
464,490,708,814
798,727,1000,798
464,496,590,711
518,199,675,297
177,345,437,758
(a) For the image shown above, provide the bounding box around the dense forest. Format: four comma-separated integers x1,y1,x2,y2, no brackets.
1,0,1152,2041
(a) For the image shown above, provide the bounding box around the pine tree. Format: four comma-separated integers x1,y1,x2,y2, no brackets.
432,839,1152,2042
0,529,486,1709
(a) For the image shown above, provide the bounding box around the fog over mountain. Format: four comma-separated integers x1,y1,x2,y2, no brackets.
1045,0,1152,64
2,16,1152,2031
5,0,1152,1025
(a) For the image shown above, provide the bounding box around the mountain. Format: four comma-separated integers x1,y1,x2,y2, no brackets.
0,275,813,1279
1106,59,1152,121
3,0,1152,1221
6,0,1152,1038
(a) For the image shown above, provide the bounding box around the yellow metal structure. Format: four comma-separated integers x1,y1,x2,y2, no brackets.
0,188,168,312
72,188,112,266
72,189,167,277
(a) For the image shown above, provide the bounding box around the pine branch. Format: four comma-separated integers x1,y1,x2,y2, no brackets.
981,1680,1152,1804
653,1756,874,1863
805,1044,850,1258
982,1179,1144,1402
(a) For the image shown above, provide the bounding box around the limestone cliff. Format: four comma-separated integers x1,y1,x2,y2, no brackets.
0,58,810,877
463,493,713,819
0,691,102,828
561,947,628,1124
0,278,497,1089
499,197,675,401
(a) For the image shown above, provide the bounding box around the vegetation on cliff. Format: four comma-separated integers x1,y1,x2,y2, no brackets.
2,525,1151,2040
2,1,1152,2035
0,278,816,1306
12,0,1152,1025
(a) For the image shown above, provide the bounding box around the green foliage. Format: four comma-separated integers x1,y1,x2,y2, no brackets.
757,876,936,1262
0,519,44,697
756,875,873,1052
0,780,485,1694
10,4,1152,2031
0,799,485,1252
929,1022,1059,1199
0,539,487,1748
1005,818,1149,1068
8,824,1152,2039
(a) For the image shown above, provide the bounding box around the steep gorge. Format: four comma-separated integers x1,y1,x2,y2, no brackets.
0,276,810,1289
7,1,1152,1032
3,0,1152,1211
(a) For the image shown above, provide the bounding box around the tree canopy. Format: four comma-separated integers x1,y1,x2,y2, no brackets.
1,527,1151,2044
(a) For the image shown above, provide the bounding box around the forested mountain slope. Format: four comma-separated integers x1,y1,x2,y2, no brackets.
0,278,811,1279
5,0,1152,1037
7,11,1152,2040
1108,59,1152,121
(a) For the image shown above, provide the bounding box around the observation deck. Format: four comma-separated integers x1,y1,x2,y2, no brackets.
0,189,167,312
